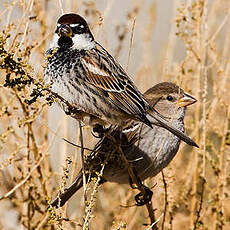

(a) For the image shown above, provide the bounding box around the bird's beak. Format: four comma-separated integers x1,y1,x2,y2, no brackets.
58,24,73,37
177,93,197,107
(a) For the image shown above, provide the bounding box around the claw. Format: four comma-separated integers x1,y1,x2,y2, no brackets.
92,124,110,138
135,187,153,206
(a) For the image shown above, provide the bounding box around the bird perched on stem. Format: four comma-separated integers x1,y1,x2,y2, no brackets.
44,13,196,146
51,82,198,207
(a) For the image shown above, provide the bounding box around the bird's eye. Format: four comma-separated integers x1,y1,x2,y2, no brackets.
166,95,173,101
71,24,85,34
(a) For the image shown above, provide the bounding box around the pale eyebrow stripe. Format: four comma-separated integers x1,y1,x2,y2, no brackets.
70,24,80,27
57,23,81,27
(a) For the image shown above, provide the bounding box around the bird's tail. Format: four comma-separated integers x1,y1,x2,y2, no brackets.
51,170,84,208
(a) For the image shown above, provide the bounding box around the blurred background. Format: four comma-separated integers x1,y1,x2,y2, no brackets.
0,0,230,229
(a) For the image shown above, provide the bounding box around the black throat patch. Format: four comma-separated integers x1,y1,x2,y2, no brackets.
58,36,73,49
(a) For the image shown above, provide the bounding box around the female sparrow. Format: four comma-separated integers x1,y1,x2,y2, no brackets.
51,82,198,207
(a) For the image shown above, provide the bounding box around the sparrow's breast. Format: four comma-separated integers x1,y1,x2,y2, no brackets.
102,120,184,184
44,48,128,125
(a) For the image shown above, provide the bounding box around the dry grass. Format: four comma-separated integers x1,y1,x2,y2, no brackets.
0,0,230,229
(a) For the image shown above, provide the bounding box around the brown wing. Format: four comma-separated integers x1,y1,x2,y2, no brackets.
121,120,143,144
78,43,148,117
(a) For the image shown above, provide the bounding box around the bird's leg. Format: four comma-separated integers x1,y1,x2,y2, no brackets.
92,124,110,138
115,138,153,206
105,133,157,228
128,168,153,206
128,168,142,189
129,176,138,189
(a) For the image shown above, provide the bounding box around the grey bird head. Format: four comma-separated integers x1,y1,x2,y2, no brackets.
145,82,196,120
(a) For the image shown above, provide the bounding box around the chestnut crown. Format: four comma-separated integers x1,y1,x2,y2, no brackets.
56,13,93,38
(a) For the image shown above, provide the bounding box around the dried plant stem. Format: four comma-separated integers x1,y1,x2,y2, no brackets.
126,18,136,71
214,103,229,230
107,134,158,230
146,214,163,230
190,45,200,230
193,177,205,230
0,154,46,200
36,213,49,230
15,92,39,159
207,7,230,45
145,203,158,230
163,0,178,78
191,0,208,227
83,165,105,229
58,0,64,14
161,171,168,230
78,122,87,206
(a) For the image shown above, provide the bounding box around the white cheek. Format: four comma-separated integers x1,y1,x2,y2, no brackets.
48,33,59,49
71,34,95,50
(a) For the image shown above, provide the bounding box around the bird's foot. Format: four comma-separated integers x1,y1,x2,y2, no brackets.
135,186,153,206
64,106,79,115
128,172,153,206
92,124,109,138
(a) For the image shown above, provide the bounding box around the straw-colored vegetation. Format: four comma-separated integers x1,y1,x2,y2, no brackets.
0,0,230,229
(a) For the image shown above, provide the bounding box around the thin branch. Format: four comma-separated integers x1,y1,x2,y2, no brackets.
0,154,45,200
193,177,205,230
83,164,106,229
62,138,94,152
106,134,158,230
161,171,168,230
146,202,158,230
126,18,136,71
146,214,163,230
78,122,87,209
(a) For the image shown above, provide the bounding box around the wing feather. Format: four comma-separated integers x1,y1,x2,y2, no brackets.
77,43,148,117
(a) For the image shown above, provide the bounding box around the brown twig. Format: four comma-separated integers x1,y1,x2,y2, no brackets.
193,177,205,230
62,137,94,152
145,202,158,230
78,122,87,207
126,18,136,71
0,154,46,200
107,134,158,230
161,171,168,230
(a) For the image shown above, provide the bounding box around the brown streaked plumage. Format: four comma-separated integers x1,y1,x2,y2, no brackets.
51,82,198,207
45,13,152,127
44,14,197,146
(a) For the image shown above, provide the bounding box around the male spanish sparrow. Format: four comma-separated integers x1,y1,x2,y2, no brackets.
44,13,197,146
51,82,198,207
